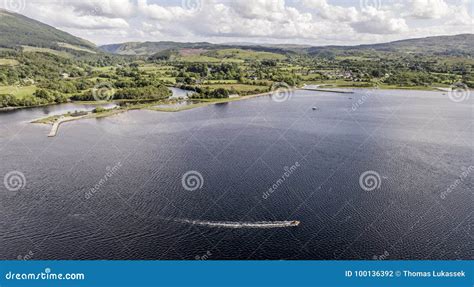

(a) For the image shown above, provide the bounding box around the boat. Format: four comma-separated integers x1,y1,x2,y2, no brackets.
312,107,318,111
291,220,301,226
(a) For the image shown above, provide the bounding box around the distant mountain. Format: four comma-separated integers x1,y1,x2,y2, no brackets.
99,41,220,56
307,34,474,57
102,34,474,58
5,10,469,58
99,41,293,56
0,9,97,52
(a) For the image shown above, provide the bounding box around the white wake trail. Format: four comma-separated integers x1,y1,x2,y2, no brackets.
175,219,300,229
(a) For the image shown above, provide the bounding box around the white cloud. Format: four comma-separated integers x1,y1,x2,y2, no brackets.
63,0,136,18
0,0,471,45
18,0,131,30
446,4,473,25
137,0,191,21
136,0,318,39
301,0,359,21
351,8,409,34
408,0,450,19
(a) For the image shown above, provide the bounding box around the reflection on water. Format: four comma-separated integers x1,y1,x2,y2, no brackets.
0,89,472,260
0,102,117,126
154,100,201,110
169,87,196,99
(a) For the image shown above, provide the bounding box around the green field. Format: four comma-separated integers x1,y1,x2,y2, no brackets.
178,55,243,63
22,46,72,58
336,56,375,61
213,49,286,61
57,42,96,54
204,80,239,84
158,77,177,84
0,58,19,66
202,84,269,93
92,66,115,72
0,85,37,98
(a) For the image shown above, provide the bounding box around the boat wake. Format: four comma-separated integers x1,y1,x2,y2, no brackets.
175,219,300,229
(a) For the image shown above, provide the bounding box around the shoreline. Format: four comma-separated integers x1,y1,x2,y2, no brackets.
31,89,294,137
27,86,467,137
32,108,127,137
148,87,302,112
0,84,460,113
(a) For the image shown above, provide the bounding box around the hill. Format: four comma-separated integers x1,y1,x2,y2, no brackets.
99,41,292,57
0,9,97,53
100,41,219,56
307,34,474,57
101,34,474,58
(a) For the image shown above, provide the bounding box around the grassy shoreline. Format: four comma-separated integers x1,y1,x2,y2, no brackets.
27,84,465,133
1,83,454,113
148,91,283,112
31,108,126,124
29,89,288,129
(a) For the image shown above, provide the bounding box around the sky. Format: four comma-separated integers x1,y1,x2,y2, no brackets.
1,0,473,46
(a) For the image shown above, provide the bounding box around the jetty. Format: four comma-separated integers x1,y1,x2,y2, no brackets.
48,116,85,137
301,87,354,94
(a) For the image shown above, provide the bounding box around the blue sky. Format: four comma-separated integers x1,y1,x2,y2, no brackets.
1,0,472,45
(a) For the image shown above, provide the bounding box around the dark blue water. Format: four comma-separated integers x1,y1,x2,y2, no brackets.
0,89,472,260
